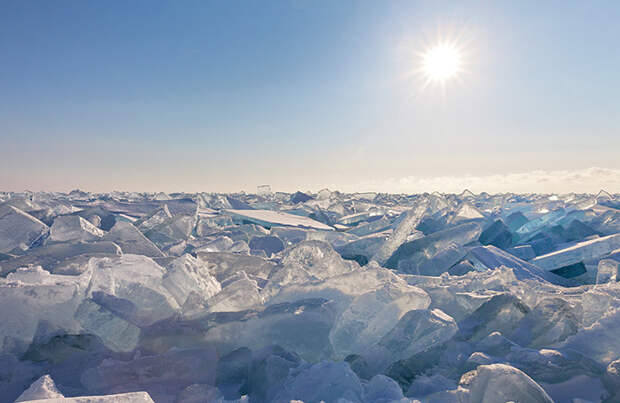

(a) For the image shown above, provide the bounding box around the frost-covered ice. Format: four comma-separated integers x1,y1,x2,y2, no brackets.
15,375,64,402
1,189,620,402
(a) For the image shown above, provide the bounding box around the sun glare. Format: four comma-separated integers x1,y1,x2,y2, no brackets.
421,43,462,83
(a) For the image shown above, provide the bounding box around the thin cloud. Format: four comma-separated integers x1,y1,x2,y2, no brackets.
339,167,620,194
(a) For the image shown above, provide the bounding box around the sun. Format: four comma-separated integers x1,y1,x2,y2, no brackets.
421,43,462,83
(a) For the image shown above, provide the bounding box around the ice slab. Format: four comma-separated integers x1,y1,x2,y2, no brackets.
371,200,429,265
49,216,104,243
103,221,165,257
532,233,620,272
478,219,513,249
457,294,530,342
224,209,333,231
17,392,154,402
248,235,284,257
161,254,221,306
0,205,49,253
80,348,216,401
363,374,405,403
290,191,313,204
515,209,567,241
214,345,301,401
345,216,391,237
384,222,481,273
15,375,64,402
337,210,384,226
406,374,457,398
133,205,172,232
176,384,223,403
0,241,121,276
279,240,358,281
507,244,536,261
563,306,620,364
142,214,197,247
204,271,263,313
195,252,276,282
596,258,620,284
505,211,529,231
194,236,234,253
94,197,197,218
0,266,89,354
466,245,569,284
450,202,485,223
335,234,388,266
86,255,179,326
267,262,420,310
256,185,272,196
273,361,363,403
330,283,431,358
509,296,580,348
464,363,553,403
197,298,338,362
372,308,457,369
604,359,620,400
74,299,140,352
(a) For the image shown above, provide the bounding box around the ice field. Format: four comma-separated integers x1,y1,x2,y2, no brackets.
1,188,620,402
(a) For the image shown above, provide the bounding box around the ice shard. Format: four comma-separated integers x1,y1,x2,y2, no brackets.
532,233,620,274
0,205,49,253
50,215,104,242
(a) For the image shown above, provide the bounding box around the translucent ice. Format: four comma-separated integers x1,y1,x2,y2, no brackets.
330,283,430,357
49,215,104,242
103,221,165,257
464,363,553,403
195,251,276,282
371,200,429,265
1,190,619,402
134,204,173,232
74,298,141,352
0,240,121,276
273,361,364,403
87,255,180,325
0,267,87,354
384,222,481,273
532,233,620,272
372,308,457,369
0,205,49,253
249,235,284,257
225,209,333,231
161,254,221,306
204,271,263,313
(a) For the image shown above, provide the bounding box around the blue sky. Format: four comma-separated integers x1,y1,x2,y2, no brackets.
1,1,619,193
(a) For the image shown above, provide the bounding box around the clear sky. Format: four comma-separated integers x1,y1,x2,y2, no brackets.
1,1,619,193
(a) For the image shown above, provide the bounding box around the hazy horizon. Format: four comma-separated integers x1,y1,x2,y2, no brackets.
3,166,619,196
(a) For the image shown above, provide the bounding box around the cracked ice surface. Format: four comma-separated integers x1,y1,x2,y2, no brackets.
0,189,620,402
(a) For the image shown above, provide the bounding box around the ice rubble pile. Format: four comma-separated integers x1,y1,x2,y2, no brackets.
0,189,619,402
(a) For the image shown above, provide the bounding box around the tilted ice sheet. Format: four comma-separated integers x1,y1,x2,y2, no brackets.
0,205,49,253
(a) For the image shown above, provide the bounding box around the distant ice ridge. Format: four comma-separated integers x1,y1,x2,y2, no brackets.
0,189,619,402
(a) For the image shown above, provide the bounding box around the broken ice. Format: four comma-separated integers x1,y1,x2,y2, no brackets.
1,189,620,402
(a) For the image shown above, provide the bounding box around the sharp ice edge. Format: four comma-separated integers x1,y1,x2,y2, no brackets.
0,189,619,402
